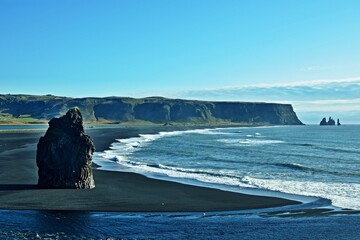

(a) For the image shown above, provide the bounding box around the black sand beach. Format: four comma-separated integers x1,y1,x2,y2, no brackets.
0,127,299,212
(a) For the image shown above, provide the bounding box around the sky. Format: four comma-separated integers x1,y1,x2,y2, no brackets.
0,0,360,123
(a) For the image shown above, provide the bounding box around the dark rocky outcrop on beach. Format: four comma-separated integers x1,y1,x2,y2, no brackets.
320,117,338,126
36,107,95,189
0,94,303,125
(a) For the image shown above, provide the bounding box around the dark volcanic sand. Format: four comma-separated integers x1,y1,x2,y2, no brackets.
0,127,299,212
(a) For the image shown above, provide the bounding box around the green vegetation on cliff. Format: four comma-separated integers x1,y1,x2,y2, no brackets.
0,94,303,125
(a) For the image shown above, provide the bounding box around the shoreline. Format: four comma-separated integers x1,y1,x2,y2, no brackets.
0,126,359,216
92,125,317,205
0,126,303,212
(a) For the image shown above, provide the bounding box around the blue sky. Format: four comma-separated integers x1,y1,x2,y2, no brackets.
0,0,359,123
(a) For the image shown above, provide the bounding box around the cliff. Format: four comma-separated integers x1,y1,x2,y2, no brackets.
0,94,303,125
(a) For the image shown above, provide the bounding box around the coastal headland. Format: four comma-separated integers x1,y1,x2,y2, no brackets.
0,94,303,126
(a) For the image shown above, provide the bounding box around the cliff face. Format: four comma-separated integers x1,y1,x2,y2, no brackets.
0,94,303,125
211,102,301,125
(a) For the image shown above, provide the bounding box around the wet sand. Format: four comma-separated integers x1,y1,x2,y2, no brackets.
0,127,299,212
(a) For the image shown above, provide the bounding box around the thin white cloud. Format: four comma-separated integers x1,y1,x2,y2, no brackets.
187,76,360,91
136,77,360,99
288,98,360,105
175,77,360,101
291,102,360,112
246,98,360,112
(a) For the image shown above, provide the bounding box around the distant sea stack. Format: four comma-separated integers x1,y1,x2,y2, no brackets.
320,117,340,126
0,94,303,125
36,107,95,189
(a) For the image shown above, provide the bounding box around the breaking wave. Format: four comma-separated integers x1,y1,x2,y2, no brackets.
94,125,360,210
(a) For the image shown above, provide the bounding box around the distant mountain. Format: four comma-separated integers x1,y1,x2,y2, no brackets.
0,94,303,125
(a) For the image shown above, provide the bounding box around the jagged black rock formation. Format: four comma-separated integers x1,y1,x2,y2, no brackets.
337,118,341,126
328,117,335,125
36,107,95,189
320,117,337,126
320,117,327,126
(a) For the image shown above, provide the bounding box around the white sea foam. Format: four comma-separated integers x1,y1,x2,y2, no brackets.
94,127,251,185
110,128,234,156
95,127,285,190
118,160,253,188
242,176,360,210
95,152,254,188
218,138,284,146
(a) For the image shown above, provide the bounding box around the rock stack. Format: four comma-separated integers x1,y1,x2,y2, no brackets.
320,117,339,126
36,107,95,189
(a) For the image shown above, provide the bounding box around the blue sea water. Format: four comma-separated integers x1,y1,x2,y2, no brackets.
95,125,360,210
0,125,48,130
0,210,360,239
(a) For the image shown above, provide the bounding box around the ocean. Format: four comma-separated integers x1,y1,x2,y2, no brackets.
95,125,360,210
1,125,360,239
0,209,359,239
